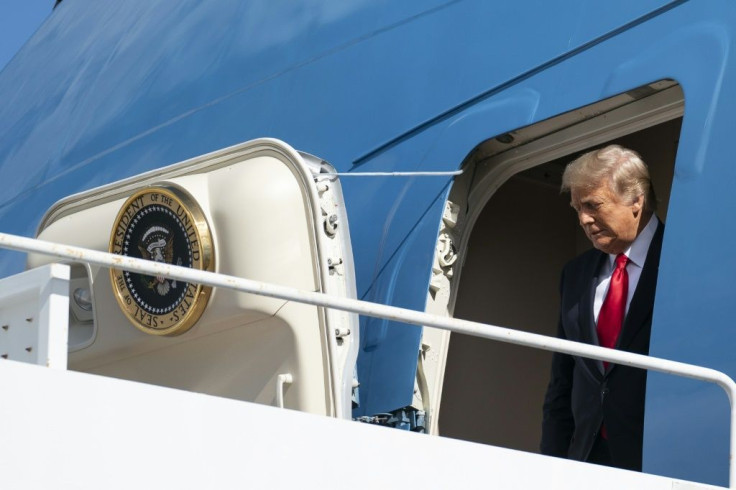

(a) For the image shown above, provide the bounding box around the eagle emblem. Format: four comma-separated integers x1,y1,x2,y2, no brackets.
138,225,179,296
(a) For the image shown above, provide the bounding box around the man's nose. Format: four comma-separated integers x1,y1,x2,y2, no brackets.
578,210,594,225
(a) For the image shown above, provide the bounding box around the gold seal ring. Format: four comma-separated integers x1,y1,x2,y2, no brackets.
109,185,215,336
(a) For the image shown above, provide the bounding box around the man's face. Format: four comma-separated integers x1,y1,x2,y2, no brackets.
570,180,644,255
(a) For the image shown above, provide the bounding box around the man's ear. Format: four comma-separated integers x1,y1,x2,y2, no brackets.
631,194,644,215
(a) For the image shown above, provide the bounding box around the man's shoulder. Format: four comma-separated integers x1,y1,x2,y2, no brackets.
562,247,604,277
559,248,603,297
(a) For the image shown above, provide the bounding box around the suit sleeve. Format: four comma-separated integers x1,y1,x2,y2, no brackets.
540,270,575,457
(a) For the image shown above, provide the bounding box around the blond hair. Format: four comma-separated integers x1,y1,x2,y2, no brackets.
561,144,657,211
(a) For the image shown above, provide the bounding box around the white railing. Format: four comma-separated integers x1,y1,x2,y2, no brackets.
0,231,734,487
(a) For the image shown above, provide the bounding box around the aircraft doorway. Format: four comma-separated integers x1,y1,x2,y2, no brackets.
431,83,682,453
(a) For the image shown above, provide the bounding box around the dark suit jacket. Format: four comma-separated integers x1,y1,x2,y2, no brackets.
540,223,664,471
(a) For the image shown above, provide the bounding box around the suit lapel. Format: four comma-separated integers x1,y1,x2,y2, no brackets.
581,251,606,375
615,222,664,351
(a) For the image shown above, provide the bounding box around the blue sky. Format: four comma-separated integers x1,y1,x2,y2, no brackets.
0,2,56,71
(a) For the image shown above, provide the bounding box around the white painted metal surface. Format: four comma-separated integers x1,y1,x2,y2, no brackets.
27,139,359,419
0,263,70,368
0,358,723,490
2,231,736,487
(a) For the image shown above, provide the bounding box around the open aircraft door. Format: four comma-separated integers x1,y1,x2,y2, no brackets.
29,139,359,418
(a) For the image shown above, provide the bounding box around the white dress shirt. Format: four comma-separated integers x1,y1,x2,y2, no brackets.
593,215,659,324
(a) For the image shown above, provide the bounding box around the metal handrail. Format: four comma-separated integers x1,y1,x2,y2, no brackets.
1,231,734,487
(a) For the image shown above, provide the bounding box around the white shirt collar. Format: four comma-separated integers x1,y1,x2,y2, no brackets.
608,214,658,269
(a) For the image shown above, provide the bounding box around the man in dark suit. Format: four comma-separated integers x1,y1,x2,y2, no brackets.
540,144,663,471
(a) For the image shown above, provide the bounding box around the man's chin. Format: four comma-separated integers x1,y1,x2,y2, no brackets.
592,238,615,254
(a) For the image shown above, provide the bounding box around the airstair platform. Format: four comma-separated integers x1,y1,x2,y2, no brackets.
0,356,719,490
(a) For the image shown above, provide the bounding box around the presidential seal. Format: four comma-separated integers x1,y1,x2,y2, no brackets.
109,185,214,336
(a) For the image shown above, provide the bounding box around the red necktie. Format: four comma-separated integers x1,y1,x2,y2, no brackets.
597,253,628,440
597,253,629,358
